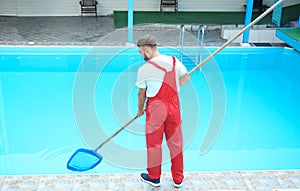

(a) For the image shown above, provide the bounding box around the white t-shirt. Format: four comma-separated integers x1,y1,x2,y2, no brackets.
136,55,187,97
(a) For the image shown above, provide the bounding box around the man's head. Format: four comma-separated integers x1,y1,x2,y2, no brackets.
137,34,157,47
137,35,158,61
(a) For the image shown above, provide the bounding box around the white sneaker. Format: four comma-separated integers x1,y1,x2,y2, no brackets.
173,177,184,188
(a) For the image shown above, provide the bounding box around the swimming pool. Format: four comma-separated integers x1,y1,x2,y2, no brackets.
0,46,299,175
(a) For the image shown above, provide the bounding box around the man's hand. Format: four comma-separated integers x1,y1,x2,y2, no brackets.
179,73,190,86
137,108,145,117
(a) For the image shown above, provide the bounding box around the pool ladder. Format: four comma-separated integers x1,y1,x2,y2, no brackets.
196,24,206,65
179,24,185,62
178,24,206,68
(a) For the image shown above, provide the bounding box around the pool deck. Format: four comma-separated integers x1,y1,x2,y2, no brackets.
0,16,299,190
1,171,300,190
0,16,229,46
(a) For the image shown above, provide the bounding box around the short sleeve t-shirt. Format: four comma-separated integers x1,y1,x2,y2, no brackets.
136,55,187,97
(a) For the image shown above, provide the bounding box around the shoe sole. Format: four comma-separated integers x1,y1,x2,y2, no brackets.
173,183,183,188
173,177,184,188
139,176,161,187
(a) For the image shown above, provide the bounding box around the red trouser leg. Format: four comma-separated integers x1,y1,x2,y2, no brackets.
165,108,184,184
146,127,164,180
146,99,166,180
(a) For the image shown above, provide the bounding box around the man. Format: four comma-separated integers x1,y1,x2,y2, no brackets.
136,34,190,188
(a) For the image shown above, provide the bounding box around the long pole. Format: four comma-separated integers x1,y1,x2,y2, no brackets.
188,0,284,76
94,116,138,152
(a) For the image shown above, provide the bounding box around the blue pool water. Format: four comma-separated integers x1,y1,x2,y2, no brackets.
0,46,300,175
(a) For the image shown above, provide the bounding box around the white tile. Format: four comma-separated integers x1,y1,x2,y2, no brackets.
1,171,300,190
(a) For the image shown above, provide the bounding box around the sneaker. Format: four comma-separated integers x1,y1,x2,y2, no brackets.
140,173,161,187
173,178,184,188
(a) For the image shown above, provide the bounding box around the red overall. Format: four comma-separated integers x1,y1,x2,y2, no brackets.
145,56,184,184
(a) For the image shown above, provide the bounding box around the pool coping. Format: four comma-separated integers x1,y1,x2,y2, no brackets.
1,170,300,190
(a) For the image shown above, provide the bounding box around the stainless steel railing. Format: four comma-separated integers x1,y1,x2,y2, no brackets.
196,24,206,65
179,24,185,62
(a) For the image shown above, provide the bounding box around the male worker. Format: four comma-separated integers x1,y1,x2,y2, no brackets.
136,34,190,188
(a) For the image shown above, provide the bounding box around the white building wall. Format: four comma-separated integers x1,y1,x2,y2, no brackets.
1,0,17,16
15,0,79,16
104,0,248,15
0,0,298,16
99,0,300,15
264,0,300,7
0,0,80,16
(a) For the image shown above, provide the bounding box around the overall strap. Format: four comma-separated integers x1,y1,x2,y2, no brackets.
148,56,176,72
171,56,176,69
148,61,167,72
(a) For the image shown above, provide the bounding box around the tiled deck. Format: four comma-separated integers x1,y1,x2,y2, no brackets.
0,16,229,46
0,16,299,190
1,171,300,190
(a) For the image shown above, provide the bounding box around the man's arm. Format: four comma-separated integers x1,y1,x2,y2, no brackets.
137,88,147,116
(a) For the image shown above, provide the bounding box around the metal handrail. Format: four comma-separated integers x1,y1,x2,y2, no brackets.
179,24,185,61
197,24,206,65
